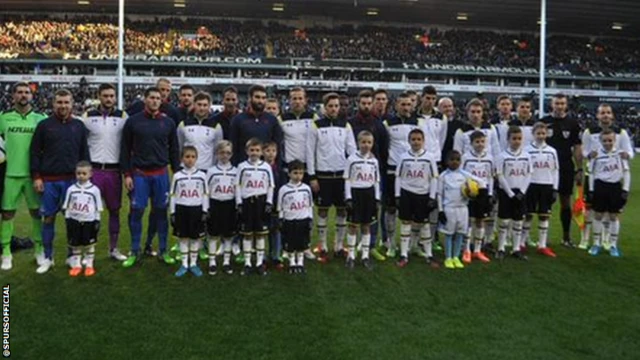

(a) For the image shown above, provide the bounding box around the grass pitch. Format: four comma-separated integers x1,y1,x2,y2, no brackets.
4,160,640,360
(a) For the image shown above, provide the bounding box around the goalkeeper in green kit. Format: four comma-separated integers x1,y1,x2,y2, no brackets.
0,82,47,271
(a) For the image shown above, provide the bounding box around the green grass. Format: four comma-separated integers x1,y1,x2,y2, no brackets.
4,160,640,360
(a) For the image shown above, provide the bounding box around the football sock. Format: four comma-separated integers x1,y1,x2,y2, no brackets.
209,237,218,266
498,219,510,252
223,239,232,266
385,211,397,246
464,226,472,252
444,234,453,259
400,223,411,258
603,220,611,243
609,219,620,247
336,215,347,251
512,220,523,252
347,233,357,260
522,219,532,245
243,237,253,267
1,218,13,255
155,208,169,254
538,219,550,248
85,245,95,268
369,221,378,247
473,225,485,253
71,248,82,268
109,209,120,251
129,209,144,255
484,219,495,245
289,252,297,267
179,239,189,267
317,216,328,251
296,252,304,267
256,237,266,266
31,216,43,253
361,234,371,260
560,207,572,240
421,223,433,258
189,240,200,267
592,219,603,247
43,221,55,260
410,225,420,250
145,208,157,249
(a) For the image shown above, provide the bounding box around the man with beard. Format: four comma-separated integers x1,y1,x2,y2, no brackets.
30,89,90,274
177,84,196,123
541,93,583,248
579,103,634,250
229,85,283,165
348,90,388,261
213,86,240,140
0,82,47,271
82,83,128,262
120,87,180,268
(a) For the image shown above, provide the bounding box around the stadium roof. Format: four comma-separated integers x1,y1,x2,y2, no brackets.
2,0,639,36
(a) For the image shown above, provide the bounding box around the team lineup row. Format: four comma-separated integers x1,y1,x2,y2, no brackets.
0,79,634,276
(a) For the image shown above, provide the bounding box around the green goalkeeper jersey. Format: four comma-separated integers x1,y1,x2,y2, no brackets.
0,108,47,177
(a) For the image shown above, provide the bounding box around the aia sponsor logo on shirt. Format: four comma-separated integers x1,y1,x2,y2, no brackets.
602,163,620,172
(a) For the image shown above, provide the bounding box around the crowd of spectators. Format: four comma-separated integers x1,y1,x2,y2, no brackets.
2,82,638,146
1,15,640,73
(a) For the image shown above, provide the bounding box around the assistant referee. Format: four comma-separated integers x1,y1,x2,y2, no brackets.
541,94,583,247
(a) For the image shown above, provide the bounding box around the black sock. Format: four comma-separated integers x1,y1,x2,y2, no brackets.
561,207,572,240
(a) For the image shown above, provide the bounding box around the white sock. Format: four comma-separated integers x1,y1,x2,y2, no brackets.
84,245,95,268
223,239,232,266
335,215,347,251
592,219,603,247
347,233,357,260
484,219,495,244
179,239,189,268
473,225,485,253
464,226,472,252
189,240,200,267
361,234,370,260
317,216,328,251
289,253,297,267
603,220,611,243
297,252,305,267
208,237,218,266
410,225,420,250
71,248,82,268
512,221,523,252
400,224,411,258
420,223,432,258
609,219,620,247
498,219,510,252
522,219,532,245
243,237,253,266
385,211,397,244
538,219,549,249
256,237,265,266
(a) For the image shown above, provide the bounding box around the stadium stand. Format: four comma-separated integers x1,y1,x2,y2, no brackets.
1,15,640,72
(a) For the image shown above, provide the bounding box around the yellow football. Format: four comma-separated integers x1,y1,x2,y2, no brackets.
462,179,480,199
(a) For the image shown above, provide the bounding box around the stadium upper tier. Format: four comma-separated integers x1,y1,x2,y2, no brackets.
1,16,639,73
